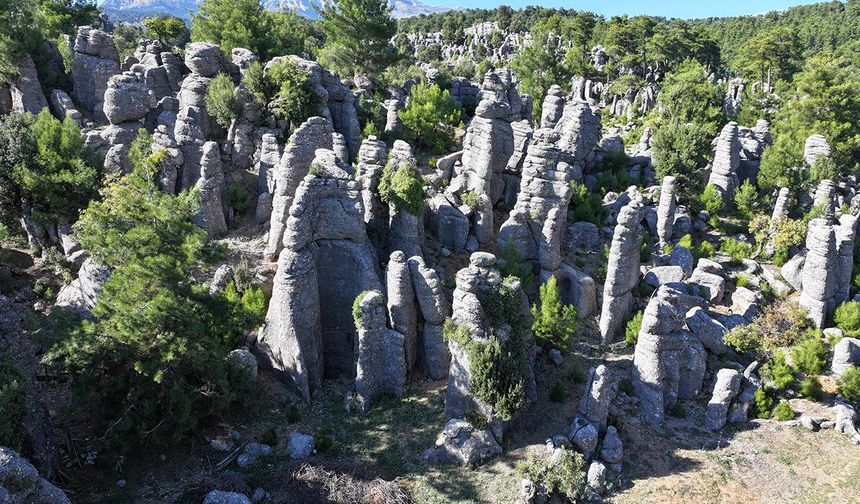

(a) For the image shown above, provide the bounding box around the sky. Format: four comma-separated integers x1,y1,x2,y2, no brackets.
427,0,822,19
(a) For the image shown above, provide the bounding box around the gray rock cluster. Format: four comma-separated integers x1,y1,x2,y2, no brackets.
498,128,596,318
633,284,707,424
424,418,502,466
707,121,740,202
798,216,856,327
72,26,120,123
704,369,742,430
832,337,860,377
55,257,111,317
264,117,335,261
354,290,406,411
9,55,49,115
599,198,644,343
256,149,382,402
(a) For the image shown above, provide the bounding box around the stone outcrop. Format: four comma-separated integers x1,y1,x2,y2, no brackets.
408,255,452,380
633,284,706,424
254,133,281,224
192,141,228,238
798,217,854,327
355,136,389,249
832,337,860,377
10,55,49,115
554,100,601,167
49,89,82,126
656,176,677,248
386,251,419,372
599,197,644,343
424,418,502,467
386,141,425,258
804,134,831,167
256,149,382,402
539,85,564,129
72,26,120,122
0,447,70,504
704,369,742,431
445,253,536,438
577,365,617,433
354,290,406,411
264,117,334,261
707,122,740,202
497,128,596,318
55,258,111,317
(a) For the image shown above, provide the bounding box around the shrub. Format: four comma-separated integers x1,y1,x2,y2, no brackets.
226,181,252,216
668,402,686,419
834,301,860,337
763,350,795,392
754,388,775,419
224,281,268,334
516,448,586,502
267,59,322,130
677,234,715,261
652,119,713,201
243,61,277,106
0,357,27,451
725,324,762,355
700,184,724,226
497,241,535,290
549,381,565,403
532,276,578,351
397,82,462,153
640,235,652,262
772,400,794,421
568,181,608,227
790,330,828,376
735,274,751,289
754,300,814,349
625,311,643,346
734,180,758,219
205,73,242,128
377,161,425,216
720,237,753,262
286,404,301,423
461,190,481,211
799,377,823,400
838,366,860,405
771,218,806,265
351,290,377,329
314,427,338,453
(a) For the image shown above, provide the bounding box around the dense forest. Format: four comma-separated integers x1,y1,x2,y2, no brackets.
2,1,860,503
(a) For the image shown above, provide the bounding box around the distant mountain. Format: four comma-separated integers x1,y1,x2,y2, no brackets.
99,0,448,22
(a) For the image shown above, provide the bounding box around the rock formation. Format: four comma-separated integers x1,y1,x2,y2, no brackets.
707,122,740,202
256,149,382,402
599,197,644,343
0,447,70,504
704,369,742,430
386,140,425,258
804,134,831,167
10,55,48,115
633,284,706,424
264,117,334,261
354,290,406,411
192,141,228,238
254,133,281,225
355,136,389,249
798,217,855,327
656,176,677,248
72,26,120,122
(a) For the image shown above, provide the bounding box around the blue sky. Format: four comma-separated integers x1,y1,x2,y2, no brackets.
428,0,821,19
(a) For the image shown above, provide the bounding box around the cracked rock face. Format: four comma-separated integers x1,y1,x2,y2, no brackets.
192,141,228,238
656,176,677,248
257,149,382,403
355,291,406,412
798,217,853,327
599,197,644,344
0,447,71,504
804,134,831,167
10,55,48,115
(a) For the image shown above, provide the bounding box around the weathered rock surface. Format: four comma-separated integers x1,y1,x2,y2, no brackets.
72,26,120,122
599,198,644,343
832,337,860,377
704,369,742,431
656,176,677,248
707,122,740,202
0,447,70,504
10,55,48,115
355,291,406,411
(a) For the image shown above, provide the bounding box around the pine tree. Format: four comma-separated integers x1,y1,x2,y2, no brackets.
531,276,578,351
317,0,397,77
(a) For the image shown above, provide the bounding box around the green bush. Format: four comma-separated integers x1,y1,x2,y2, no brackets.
677,234,715,261
838,366,860,405
516,448,586,502
772,400,794,421
397,82,462,153
799,377,823,400
0,357,27,451
351,290,378,329
652,119,714,202
223,281,268,334
260,426,278,446
286,404,301,423
204,74,242,128
754,388,775,419
790,330,828,375
700,184,724,226
267,58,322,130
243,61,278,106
834,301,860,337
568,181,608,227
764,350,795,392
625,311,643,346
640,235,652,262
549,381,565,403
314,427,338,453
497,241,535,290
720,237,753,262
735,274,751,289
531,276,578,351
377,161,425,216
734,180,758,219
461,190,481,211
45,141,251,449
226,181,252,216
725,324,761,355
771,218,806,266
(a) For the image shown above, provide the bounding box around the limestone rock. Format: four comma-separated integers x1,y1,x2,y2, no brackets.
72,26,120,122
704,369,742,431
804,134,831,167
104,72,152,125
832,337,860,377
386,251,418,371
55,258,111,317
577,365,616,431
685,307,727,355
355,291,407,411
192,141,228,238
599,426,623,464
10,55,48,115
0,447,71,504
707,122,740,201
599,198,644,343
656,176,677,248
425,419,502,467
